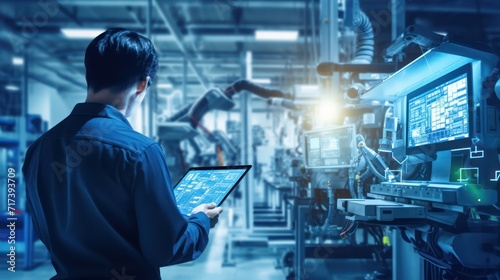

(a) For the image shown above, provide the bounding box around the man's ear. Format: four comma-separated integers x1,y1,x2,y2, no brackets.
136,76,150,95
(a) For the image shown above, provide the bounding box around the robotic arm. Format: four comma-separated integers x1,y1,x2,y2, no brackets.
168,79,293,124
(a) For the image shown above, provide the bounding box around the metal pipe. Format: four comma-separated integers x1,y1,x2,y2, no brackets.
240,51,253,232
152,0,208,90
295,206,308,279
7,0,500,14
60,0,315,9
126,6,142,25
311,0,320,85
391,0,406,41
146,0,152,38
181,4,204,66
181,56,189,152
147,0,154,138
182,56,187,105
319,0,340,102
53,0,500,13
58,5,83,26
304,0,310,84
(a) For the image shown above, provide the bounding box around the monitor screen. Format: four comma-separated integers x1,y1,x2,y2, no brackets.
406,64,473,155
304,125,356,168
174,166,250,215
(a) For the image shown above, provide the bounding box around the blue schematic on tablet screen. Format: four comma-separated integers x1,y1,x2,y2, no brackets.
174,167,249,215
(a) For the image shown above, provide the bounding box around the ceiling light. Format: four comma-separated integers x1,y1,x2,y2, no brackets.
157,83,173,89
61,28,105,39
255,30,299,41
5,85,20,91
250,79,271,84
12,57,24,66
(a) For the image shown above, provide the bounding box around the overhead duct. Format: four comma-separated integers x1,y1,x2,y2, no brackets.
344,0,374,64
351,11,374,64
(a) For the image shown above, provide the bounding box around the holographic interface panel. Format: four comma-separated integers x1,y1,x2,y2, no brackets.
407,71,470,150
174,166,250,215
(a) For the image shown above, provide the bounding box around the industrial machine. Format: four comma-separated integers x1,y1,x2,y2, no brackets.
156,1,500,279
334,37,500,279
157,79,292,184
155,79,305,268
268,5,500,278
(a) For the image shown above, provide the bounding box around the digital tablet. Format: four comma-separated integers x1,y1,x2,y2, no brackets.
174,165,252,215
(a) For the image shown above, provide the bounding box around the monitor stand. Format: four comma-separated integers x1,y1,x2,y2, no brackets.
430,150,452,183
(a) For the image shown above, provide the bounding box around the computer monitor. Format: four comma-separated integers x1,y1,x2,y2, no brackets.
304,124,356,168
406,63,473,156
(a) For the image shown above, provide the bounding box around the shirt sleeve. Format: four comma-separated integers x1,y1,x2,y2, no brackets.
132,143,211,267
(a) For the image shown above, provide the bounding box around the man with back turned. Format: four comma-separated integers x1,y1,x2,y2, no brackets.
22,28,222,280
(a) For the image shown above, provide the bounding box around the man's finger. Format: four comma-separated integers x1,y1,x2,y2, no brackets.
206,202,216,209
214,206,223,214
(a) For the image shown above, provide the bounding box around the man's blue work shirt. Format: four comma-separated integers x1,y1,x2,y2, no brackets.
22,102,210,280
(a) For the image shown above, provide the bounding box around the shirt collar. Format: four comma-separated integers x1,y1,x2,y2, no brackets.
70,102,132,128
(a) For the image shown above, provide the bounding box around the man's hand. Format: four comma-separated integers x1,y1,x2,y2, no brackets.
191,202,223,228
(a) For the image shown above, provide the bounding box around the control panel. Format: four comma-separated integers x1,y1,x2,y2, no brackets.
370,182,497,206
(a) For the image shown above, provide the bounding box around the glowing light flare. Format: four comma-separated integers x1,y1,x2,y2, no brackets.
316,100,339,123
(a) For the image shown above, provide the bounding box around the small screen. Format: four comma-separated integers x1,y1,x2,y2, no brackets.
174,167,249,215
305,125,355,168
407,72,469,149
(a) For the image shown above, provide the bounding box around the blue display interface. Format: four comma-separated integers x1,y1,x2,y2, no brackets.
174,168,247,215
407,73,469,148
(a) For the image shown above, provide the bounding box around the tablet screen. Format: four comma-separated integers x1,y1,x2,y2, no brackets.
174,166,251,215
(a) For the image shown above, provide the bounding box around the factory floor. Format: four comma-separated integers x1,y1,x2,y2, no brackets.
0,220,384,280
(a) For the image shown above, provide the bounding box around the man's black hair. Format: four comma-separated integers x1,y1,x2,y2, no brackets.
85,28,158,93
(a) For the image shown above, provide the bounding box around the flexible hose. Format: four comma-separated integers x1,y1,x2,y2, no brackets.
351,11,374,64
348,174,357,198
359,168,372,183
